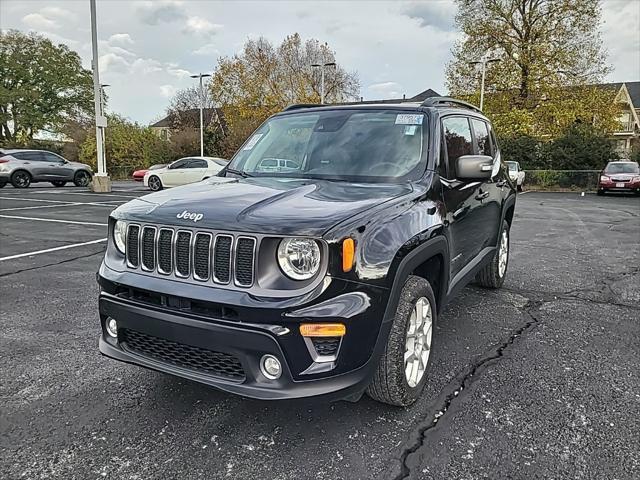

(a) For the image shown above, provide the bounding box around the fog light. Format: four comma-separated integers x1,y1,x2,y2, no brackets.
260,354,282,380
106,317,118,338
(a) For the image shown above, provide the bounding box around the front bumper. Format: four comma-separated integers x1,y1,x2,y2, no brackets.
97,265,391,401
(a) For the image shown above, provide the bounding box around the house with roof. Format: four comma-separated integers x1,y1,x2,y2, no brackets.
602,81,640,155
150,108,226,140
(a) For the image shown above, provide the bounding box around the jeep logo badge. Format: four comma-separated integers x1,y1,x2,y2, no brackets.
176,210,204,222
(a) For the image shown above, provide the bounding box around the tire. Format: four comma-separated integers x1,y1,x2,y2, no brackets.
10,170,31,188
73,170,91,187
51,181,66,187
148,175,163,191
476,221,509,289
367,275,436,407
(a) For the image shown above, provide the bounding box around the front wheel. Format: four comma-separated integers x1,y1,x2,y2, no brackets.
73,170,91,187
476,222,509,289
367,275,436,406
11,170,31,188
51,181,66,187
148,175,163,191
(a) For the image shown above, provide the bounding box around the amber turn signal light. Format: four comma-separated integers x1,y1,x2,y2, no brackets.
342,238,355,272
300,323,346,337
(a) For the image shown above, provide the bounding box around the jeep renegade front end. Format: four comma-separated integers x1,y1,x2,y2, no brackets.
98,97,516,406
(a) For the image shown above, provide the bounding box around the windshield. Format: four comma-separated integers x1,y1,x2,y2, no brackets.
506,161,519,172
227,109,426,182
605,162,639,174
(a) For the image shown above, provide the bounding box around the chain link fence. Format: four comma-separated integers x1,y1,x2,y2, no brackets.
524,170,600,190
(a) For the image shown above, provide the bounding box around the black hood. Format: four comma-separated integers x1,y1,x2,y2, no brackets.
114,177,413,236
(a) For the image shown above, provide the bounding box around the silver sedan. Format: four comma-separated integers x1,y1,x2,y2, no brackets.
0,149,93,188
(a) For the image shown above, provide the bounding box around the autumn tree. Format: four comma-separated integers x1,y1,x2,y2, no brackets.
210,34,360,155
0,30,93,142
446,0,619,137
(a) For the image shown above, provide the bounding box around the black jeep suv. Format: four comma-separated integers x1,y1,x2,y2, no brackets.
98,97,516,406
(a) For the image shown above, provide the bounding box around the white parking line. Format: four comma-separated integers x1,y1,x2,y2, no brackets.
0,238,107,262
29,190,140,199
0,202,119,212
0,196,122,206
0,214,107,226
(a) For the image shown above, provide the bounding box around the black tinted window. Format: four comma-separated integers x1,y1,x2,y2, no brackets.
43,152,64,163
471,119,492,156
14,152,44,161
442,117,473,177
170,159,188,169
188,159,208,168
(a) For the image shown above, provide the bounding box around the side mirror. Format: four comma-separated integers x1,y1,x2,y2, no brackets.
456,155,493,180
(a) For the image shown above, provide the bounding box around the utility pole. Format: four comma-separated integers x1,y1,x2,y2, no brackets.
311,51,336,104
190,73,211,156
469,57,500,111
90,0,111,191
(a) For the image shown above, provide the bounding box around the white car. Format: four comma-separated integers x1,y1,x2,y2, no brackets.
505,161,525,191
143,156,227,191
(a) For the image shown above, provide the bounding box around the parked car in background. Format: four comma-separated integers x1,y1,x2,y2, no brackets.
143,156,227,191
0,149,93,188
505,161,525,191
597,160,640,195
132,163,166,182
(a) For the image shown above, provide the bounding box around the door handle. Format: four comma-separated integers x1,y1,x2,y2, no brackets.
475,191,489,201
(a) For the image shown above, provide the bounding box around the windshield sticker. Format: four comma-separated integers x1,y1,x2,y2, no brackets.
404,125,418,136
395,114,424,125
242,133,263,150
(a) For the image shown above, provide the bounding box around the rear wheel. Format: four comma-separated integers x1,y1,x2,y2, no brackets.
148,175,163,191
73,170,91,187
476,221,509,289
10,170,31,188
51,181,66,187
367,275,436,406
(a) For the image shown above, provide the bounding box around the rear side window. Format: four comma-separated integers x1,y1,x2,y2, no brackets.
13,152,44,161
471,119,492,157
43,152,64,163
442,117,473,178
189,160,208,168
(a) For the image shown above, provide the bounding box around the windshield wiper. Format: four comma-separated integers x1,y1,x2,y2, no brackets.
224,168,253,178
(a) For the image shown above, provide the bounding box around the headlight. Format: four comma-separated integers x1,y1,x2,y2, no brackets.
600,175,609,181
113,220,127,254
277,238,321,280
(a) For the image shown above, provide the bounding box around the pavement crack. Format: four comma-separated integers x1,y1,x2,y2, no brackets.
392,300,543,480
0,250,104,278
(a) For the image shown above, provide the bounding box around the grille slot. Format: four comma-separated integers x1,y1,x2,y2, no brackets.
126,225,140,267
157,229,173,274
214,235,232,284
234,237,256,286
312,337,341,357
175,231,192,277
193,233,212,281
120,329,245,381
141,227,156,271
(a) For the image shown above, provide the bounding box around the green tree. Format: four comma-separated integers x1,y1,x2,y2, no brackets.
210,33,360,154
0,30,93,142
80,115,171,177
543,123,618,170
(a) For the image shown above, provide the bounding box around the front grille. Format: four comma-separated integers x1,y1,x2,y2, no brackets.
214,235,232,284
120,329,245,381
312,337,341,357
126,225,140,267
235,237,255,286
125,225,256,289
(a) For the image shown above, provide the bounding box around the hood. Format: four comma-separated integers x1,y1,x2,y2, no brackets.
113,176,413,236
68,161,92,170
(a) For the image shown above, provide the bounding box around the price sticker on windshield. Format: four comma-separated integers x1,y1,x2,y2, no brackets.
243,133,264,150
395,114,424,125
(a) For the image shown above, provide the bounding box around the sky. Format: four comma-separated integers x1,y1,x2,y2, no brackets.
1,0,639,125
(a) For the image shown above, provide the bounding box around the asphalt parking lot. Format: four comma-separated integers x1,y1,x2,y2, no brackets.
1,184,638,480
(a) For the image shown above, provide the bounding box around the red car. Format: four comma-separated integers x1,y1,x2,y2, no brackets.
597,161,640,196
132,163,166,182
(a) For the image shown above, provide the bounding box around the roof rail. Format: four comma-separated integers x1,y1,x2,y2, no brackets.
283,103,321,112
421,96,482,113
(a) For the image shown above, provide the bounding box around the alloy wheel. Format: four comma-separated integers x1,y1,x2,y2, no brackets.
498,229,509,278
404,296,433,388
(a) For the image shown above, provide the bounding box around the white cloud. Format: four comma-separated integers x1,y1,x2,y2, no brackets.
369,81,403,98
401,0,457,31
159,84,178,98
40,6,78,23
109,33,134,45
131,57,164,75
167,66,193,78
99,53,131,74
136,0,186,25
22,13,59,30
193,43,220,56
601,0,640,81
183,16,223,36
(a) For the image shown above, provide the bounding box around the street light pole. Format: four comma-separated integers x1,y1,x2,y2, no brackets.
469,57,500,111
190,73,211,156
311,60,336,104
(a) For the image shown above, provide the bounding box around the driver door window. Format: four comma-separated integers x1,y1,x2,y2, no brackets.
164,158,188,186
441,117,473,179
